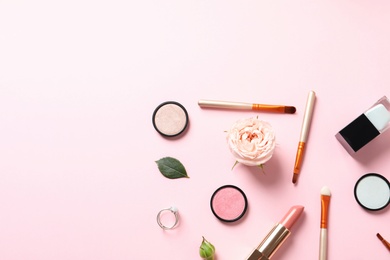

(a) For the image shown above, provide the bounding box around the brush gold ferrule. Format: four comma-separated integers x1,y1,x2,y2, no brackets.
252,104,286,113
293,142,305,174
320,195,330,229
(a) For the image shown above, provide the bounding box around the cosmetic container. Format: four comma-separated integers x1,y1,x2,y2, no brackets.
354,173,390,211
336,96,390,155
152,101,189,137
210,185,248,222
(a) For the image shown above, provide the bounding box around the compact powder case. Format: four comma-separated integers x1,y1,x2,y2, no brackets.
152,101,189,137
354,173,390,211
210,185,248,222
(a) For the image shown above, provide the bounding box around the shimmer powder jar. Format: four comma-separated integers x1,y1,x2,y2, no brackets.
210,185,248,222
354,173,390,211
152,101,189,137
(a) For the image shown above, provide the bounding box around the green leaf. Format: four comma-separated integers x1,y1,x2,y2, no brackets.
155,157,189,179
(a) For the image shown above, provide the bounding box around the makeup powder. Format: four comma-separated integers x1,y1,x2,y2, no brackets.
152,101,188,137
210,185,248,222
354,173,390,211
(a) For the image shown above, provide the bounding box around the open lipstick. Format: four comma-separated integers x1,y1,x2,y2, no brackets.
246,205,304,260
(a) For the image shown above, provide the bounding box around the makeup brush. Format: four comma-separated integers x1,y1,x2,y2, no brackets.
198,99,296,114
292,91,316,183
377,233,390,251
319,186,331,260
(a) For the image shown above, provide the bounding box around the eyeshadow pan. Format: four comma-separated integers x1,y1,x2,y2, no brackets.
210,185,248,222
152,101,188,137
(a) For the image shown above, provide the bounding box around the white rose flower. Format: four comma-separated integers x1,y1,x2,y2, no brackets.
227,117,276,167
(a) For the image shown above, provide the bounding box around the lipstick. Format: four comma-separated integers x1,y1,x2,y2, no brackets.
246,205,304,260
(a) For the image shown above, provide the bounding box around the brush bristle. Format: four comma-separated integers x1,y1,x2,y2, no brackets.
321,186,331,196
284,106,296,114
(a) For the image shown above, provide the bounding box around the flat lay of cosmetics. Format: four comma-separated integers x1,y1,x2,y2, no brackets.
153,95,390,259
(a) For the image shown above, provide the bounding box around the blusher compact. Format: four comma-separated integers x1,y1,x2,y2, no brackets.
354,173,390,211
152,101,189,137
210,185,248,222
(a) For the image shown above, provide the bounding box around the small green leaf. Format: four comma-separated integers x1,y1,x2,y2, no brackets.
155,157,189,179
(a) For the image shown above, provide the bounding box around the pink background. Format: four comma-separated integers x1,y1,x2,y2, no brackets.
1,1,390,259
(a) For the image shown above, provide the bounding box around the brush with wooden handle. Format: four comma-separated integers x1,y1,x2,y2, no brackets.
377,233,390,252
319,186,331,260
198,99,296,114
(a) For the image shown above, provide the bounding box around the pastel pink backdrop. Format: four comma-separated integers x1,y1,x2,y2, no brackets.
1,1,390,259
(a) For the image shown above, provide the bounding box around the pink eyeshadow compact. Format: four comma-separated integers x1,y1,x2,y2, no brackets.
210,185,248,222
152,101,189,137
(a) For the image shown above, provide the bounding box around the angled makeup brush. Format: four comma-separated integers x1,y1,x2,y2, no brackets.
377,233,390,252
198,99,296,114
319,186,331,260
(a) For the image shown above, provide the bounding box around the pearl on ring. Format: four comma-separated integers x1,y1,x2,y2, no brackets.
157,206,180,230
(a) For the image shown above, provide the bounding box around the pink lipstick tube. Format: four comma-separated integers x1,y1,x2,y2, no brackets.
246,205,304,260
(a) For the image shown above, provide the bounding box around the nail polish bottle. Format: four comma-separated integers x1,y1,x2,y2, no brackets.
336,96,390,155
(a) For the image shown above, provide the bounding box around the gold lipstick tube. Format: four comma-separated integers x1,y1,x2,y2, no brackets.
246,224,290,260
